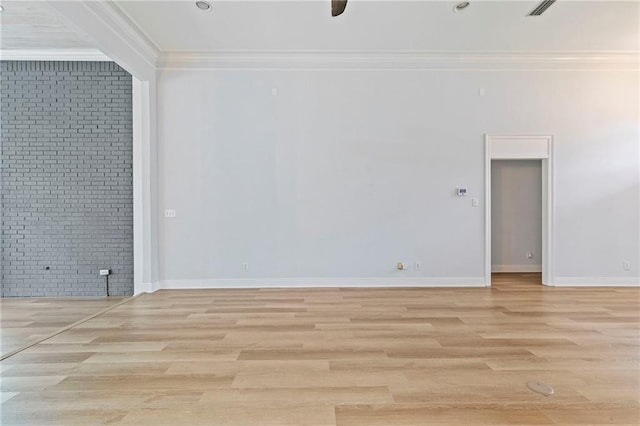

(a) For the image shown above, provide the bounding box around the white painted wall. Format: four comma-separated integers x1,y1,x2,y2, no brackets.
491,160,542,273
157,67,639,286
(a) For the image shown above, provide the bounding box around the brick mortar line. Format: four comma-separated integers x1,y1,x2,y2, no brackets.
1,61,133,296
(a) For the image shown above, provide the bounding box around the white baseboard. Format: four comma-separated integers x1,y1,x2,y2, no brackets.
550,277,640,287
134,281,161,295
158,277,487,290
492,265,542,273
146,276,639,290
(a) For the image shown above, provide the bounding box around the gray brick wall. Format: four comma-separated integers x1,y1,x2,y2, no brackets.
0,61,133,297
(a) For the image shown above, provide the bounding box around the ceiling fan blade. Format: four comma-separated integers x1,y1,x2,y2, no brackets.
331,0,347,17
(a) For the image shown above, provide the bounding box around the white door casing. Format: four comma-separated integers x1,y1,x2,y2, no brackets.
485,134,554,286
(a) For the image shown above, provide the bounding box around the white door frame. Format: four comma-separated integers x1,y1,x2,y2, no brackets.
485,134,554,286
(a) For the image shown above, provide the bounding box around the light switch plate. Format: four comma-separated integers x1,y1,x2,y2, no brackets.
164,209,176,218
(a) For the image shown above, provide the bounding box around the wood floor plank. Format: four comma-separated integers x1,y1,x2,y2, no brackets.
1,408,128,426
165,360,330,375
1,273,638,425
335,405,554,425
0,376,67,392
116,406,336,426
330,358,492,373
232,370,407,388
50,374,234,391
0,297,125,357
0,389,203,411
200,386,394,405
237,349,388,360
540,408,640,425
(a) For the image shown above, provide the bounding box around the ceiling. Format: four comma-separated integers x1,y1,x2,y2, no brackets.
114,0,639,52
0,1,637,54
0,1,95,50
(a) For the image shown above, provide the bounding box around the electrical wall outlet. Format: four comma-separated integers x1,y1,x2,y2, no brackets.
242,262,250,272
164,209,176,218
415,261,422,271
99,269,110,276
623,261,631,271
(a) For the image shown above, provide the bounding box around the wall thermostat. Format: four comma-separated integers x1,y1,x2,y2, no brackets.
457,188,468,196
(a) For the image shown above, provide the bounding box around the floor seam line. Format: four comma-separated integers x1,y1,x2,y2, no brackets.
0,293,145,361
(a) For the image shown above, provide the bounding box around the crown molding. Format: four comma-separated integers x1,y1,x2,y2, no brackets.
79,1,159,68
0,49,111,62
158,50,640,71
47,0,159,80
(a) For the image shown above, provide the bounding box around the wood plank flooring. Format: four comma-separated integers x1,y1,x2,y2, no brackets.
0,297,125,358
1,274,639,425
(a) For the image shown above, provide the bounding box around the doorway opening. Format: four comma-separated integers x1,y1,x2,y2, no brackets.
491,159,542,274
484,135,554,286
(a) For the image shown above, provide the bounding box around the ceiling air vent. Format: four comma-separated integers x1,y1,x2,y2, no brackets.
528,0,556,16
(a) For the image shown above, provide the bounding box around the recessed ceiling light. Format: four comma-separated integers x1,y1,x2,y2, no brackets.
454,2,470,12
195,1,211,11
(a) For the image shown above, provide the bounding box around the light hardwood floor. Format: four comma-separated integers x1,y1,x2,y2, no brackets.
1,274,639,425
0,297,125,358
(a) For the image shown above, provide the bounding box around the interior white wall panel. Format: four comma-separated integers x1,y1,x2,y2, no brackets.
157,68,639,286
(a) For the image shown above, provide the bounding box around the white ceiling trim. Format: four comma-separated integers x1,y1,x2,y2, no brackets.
0,49,111,62
48,1,159,79
158,51,640,71
74,1,159,66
